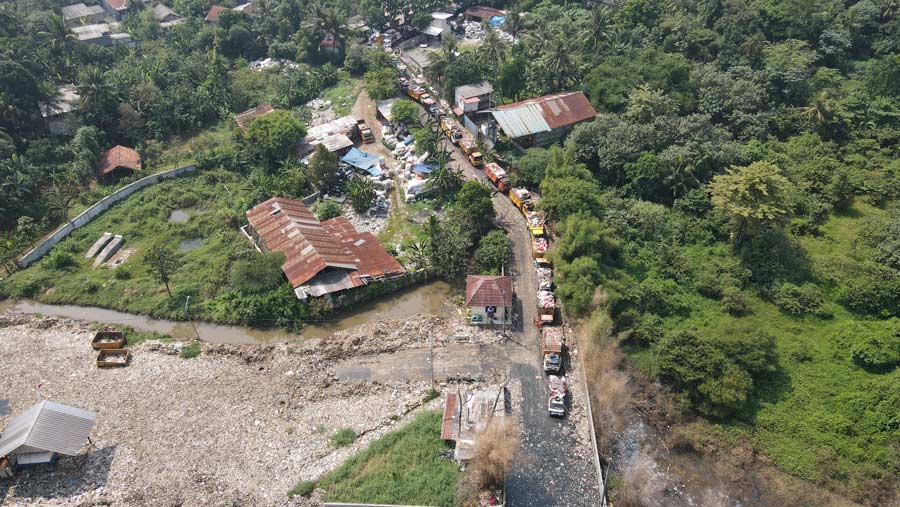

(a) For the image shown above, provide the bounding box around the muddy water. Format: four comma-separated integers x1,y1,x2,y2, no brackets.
1,280,457,345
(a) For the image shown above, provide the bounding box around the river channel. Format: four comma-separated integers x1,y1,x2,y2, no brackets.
0,280,458,345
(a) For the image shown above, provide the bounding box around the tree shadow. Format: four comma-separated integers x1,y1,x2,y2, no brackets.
742,364,793,425
0,445,117,504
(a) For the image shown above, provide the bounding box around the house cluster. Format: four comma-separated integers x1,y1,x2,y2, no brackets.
60,0,184,47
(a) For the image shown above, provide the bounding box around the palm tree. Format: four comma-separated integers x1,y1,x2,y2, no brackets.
880,0,898,19
347,176,376,213
426,149,463,197
799,91,834,124
480,28,507,73
541,34,574,91
303,1,347,61
402,241,430,271
583,6,612,51
77,66,119,131
663,155,699,200
38,14,77,77
504,8,523,39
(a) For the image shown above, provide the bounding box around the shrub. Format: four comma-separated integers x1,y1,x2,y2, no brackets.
391,99,419,126
114,268,132,280
180,342,201,359
424,388,440,402
774,282,828,317
46,250,75,270
313,200,343,221
721,286,751,316
330,428,357,447
473,230,512,275
230,252,286,295
288,480,316,498
629,313,664,347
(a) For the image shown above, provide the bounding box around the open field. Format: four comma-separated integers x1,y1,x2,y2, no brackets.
0,313,447,506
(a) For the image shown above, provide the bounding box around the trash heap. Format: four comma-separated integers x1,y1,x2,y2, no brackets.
536,266,553,291
461,21,516,44
537,289,556,310
526,211,545,229
532,236,548,255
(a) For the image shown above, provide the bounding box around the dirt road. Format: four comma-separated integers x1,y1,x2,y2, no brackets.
447,141,603,506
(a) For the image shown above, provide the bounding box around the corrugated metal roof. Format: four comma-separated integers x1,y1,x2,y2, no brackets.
62,3,106,20
71,23,110,41
0,401,96,458
491,91,597,139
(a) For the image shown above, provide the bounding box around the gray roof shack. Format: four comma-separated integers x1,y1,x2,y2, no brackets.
40,84,81,135
298,115,358,157
376,98,398,122
71,23,111,45
152,4,184,27
61,3,107,26
454,81,493,114
490,91,597,148
441,387,507,461
0,401,96,466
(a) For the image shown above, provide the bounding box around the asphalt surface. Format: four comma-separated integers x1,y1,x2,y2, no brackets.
449,142,603,507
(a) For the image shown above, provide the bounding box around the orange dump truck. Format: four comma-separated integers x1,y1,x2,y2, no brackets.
484,162,510,192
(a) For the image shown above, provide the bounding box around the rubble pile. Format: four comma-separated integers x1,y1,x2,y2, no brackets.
308,315,449,360
304,97,336,126
0,314,440,506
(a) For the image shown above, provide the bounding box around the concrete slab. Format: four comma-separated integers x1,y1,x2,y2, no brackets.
84,232,113,258
93,234,123,267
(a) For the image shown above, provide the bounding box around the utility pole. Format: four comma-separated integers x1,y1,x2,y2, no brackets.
429,333,435,390
184,295,201,341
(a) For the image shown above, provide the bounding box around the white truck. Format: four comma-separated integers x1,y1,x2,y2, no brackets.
548,375,567,417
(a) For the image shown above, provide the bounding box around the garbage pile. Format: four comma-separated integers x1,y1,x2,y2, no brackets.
461,21,516,43
536,266,553,291
532,237,548,255
305,97,336,127
537,289,557,310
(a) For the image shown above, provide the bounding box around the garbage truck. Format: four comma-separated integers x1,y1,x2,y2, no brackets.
548,375,567,417
484,162,510,192
460,138,483,167
542,326,564,374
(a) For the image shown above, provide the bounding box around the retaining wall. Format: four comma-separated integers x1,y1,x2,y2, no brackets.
17,165,197,268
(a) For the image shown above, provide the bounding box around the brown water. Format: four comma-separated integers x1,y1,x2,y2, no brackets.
1,280,457,345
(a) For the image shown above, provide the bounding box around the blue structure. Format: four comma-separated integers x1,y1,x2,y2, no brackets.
341,148,383,177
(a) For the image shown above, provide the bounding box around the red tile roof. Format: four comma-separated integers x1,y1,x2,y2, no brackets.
246,198,404,293
465,275,513,308
105,0,128,10
205,5,226,22
234,103,275,132
464,6,504,20
97,145,141,177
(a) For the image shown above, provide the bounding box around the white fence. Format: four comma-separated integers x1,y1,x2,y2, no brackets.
17,165,197,268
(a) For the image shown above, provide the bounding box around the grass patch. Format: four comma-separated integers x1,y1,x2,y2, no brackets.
316,411,459,507
330,428,357,447
179,341,201,359
424,387,440,402
288,480,316,498
321,73,362,116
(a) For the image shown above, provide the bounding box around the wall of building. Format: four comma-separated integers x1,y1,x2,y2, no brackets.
17,165,197,268
469,305,512,325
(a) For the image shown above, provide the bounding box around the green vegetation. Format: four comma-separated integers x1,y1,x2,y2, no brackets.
364,68,397,101
316,411,458,507
288,480,317,498
330,428,358,447
423,387,440,402
179,341,201,359
391,99,419,125
320,73,362,117
1,169,311,331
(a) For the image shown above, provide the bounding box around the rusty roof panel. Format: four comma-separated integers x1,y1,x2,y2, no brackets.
491,91,596,139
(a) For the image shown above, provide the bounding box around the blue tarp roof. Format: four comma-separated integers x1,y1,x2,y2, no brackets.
341,148,382,176
489,15,505,27
413,164,433,174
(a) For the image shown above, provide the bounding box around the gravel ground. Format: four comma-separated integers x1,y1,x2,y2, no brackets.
0,314,446,507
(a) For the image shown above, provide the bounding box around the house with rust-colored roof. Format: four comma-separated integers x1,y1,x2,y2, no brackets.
98,145,141,180
244,197,405,301
99,0,135,20
234,103,275,133
465,274,513,326
463,5,504,21
490,91,597,148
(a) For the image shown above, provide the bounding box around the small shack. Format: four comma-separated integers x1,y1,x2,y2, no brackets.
0,401,96,471
441,386,507,461
341,147,383,177
465,274,513,326
98,145,141,180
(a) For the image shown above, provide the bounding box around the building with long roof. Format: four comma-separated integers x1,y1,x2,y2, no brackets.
244,197,405,300
490,91,597,148
0,401,96,468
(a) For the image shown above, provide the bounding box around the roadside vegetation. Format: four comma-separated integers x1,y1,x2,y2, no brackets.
314,411,459,507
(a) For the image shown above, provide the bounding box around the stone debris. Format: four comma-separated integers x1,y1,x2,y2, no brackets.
305,97,336,127
461,21,516,44
0,314,444,506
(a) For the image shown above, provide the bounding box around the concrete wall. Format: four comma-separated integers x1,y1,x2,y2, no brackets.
17,165,197,268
